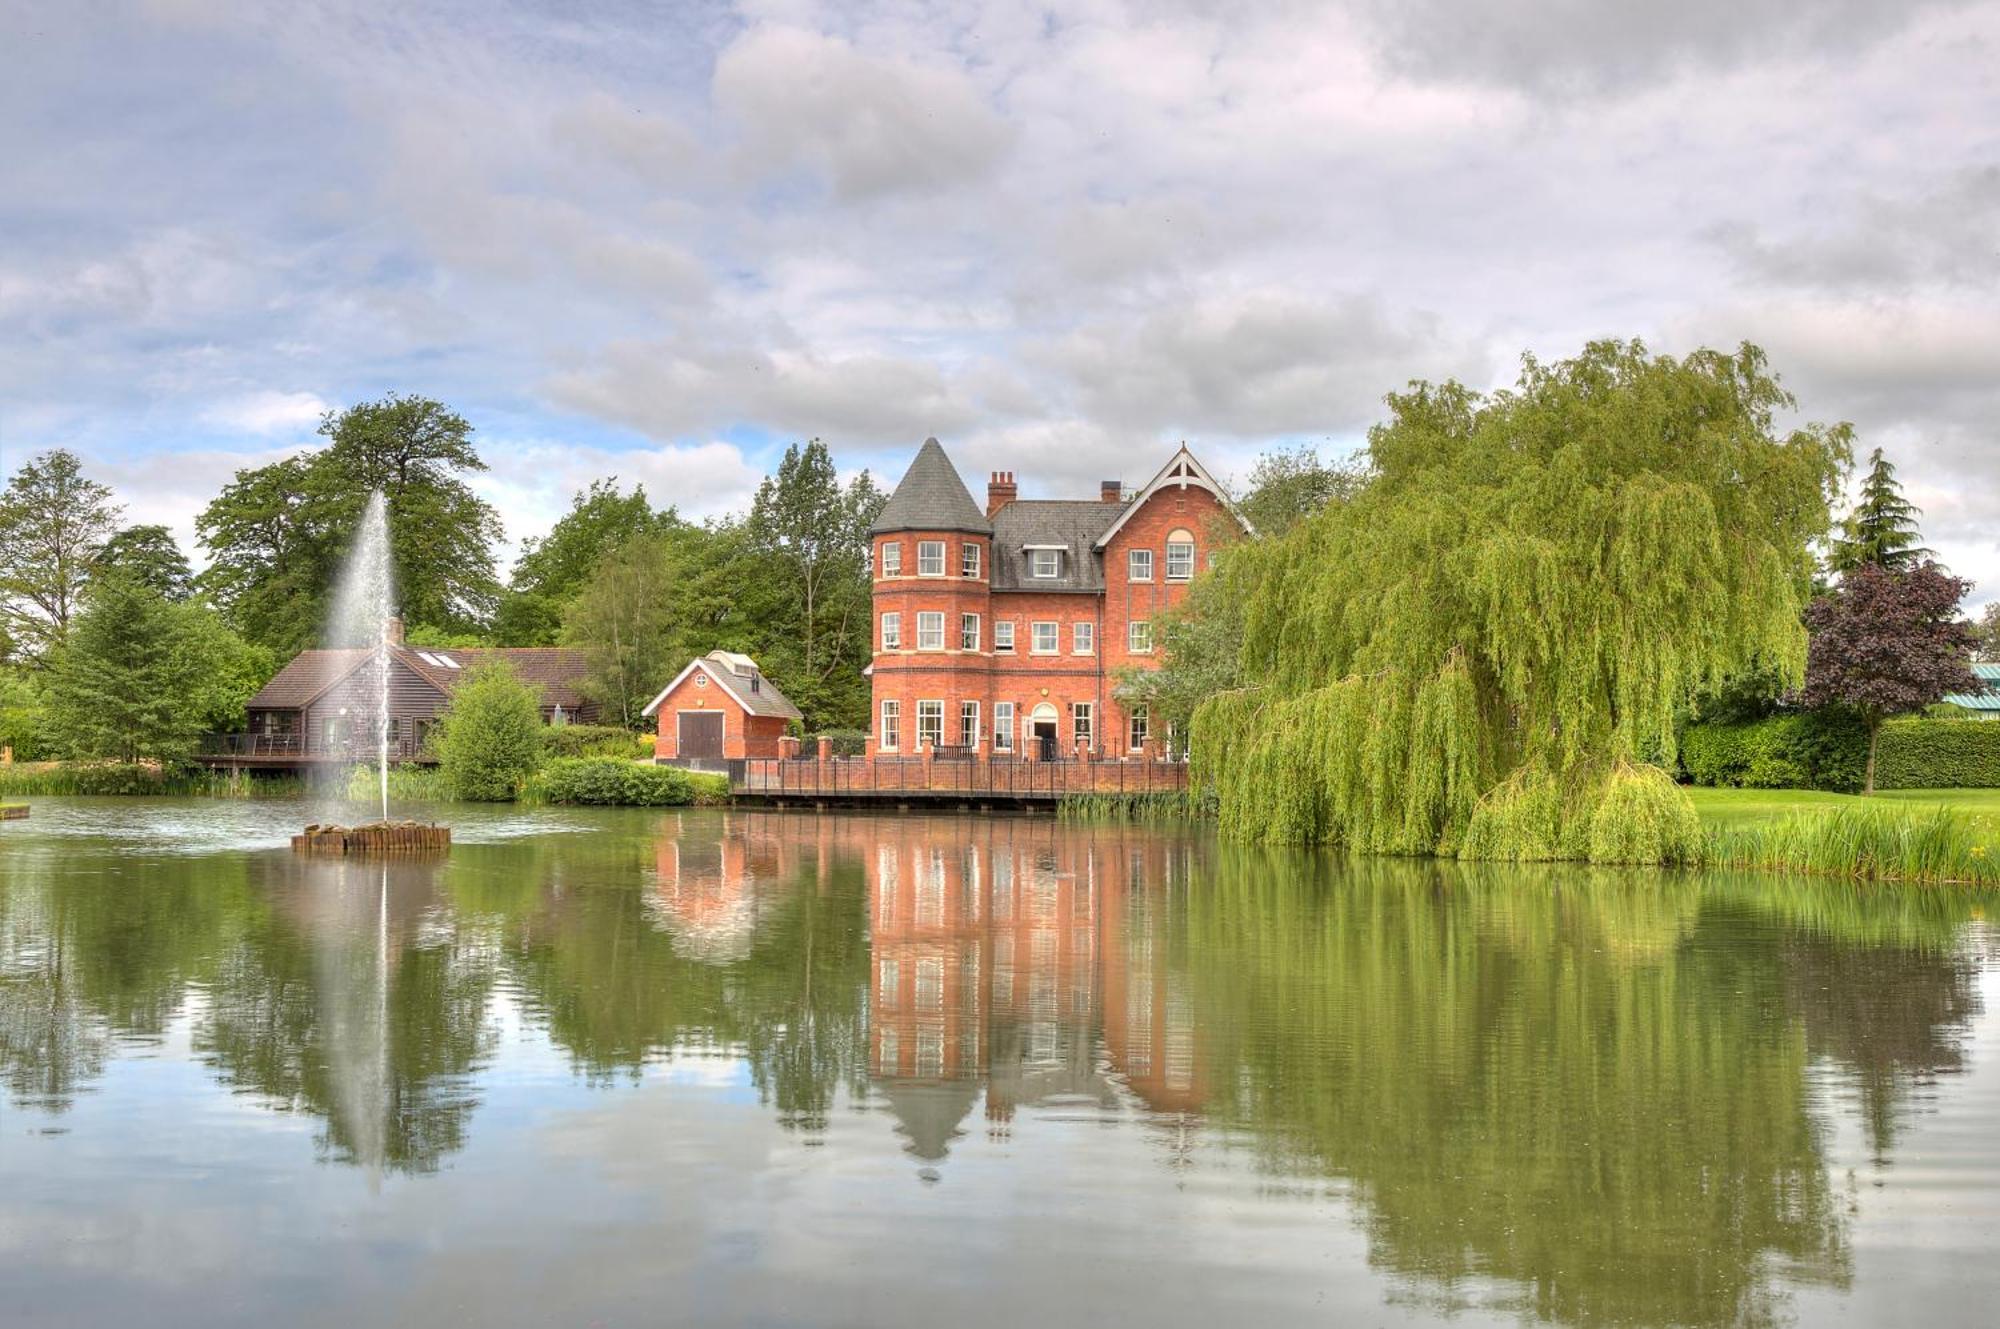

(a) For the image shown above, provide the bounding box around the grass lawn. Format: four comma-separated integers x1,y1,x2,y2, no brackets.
1687,786,2000,831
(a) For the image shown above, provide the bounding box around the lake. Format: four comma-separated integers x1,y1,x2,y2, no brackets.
2,797,1997,1327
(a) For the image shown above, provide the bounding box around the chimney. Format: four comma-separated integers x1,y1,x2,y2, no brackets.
1100,479,1123,504
384,615,404,645
987,470,1017,517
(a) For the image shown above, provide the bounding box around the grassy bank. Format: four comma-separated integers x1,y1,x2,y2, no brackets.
1687,787,2000,829
0,764,303,798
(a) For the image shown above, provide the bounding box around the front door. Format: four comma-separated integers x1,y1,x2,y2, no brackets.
679,711,725,761
1034,721,1059,761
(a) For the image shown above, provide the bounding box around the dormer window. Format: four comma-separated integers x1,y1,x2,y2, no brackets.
1028,547,1062,579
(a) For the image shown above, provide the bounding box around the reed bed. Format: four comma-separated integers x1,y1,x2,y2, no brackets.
1057,790,1204,823
0,763,303,798
1707,802,2000,887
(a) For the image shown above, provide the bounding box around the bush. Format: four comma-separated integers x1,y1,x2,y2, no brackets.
1874,718,2000,789
541,723,652,760
435,663,545,801
533,757,696,806
1679,711,1868,793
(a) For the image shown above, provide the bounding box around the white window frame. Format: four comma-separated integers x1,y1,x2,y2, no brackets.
1031,621,1059,655
918,540,946,577
994,620,1015,652
993,702,1015,752
881,612,901,651
960,613,980,651
916,611,945,652
880,541,902,577
1029,548,1061,579
1072,702,1093,752
1073,621,1094,655
959,700,980,748
1128,548,1153,582
961,543,981,578
1128,619,1152,654
879,699,901,751
916,700,944,751
1128,704,1149,751
1166,531,1195,582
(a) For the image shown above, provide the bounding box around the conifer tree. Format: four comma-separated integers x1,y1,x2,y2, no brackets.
1829,447,1930,574
1191,341,1848,862
45,576,210,762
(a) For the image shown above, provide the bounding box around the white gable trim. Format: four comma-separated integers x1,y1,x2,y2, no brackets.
640,657,755,718
1092,445,1252,548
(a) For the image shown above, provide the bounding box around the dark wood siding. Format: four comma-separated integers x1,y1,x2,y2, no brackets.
301,658,451,760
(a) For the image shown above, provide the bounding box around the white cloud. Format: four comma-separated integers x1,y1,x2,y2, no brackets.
200,390,330,435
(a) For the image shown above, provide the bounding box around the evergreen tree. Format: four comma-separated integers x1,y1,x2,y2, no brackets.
1829,447,1930,574
94,524,194,601
434,662,544,801
1192,341,1849,861
0,449,122,660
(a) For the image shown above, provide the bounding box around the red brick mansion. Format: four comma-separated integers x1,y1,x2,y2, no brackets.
868,439,1244,760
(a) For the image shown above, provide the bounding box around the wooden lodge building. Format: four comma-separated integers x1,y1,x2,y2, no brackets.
203,619,597,768
867,438,1244,762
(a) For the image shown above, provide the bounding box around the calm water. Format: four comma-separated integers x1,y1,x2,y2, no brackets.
3,799,1998,1327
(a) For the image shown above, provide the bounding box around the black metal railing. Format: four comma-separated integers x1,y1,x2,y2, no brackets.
733,754,1188,800
198,732,432,762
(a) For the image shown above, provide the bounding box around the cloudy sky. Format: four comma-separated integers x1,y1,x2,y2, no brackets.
3,0,1997,598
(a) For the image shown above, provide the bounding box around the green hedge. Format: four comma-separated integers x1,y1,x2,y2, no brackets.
1679,711,1868,793
1875,719,2000,789
533,757,697,806
541,724,653,760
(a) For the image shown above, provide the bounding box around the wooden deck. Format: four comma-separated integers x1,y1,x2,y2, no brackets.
730,755,1189,806
197,733,436,768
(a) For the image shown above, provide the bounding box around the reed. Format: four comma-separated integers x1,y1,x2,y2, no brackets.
0,763,303,798
1057,790,1202,823
1707,803,2000,887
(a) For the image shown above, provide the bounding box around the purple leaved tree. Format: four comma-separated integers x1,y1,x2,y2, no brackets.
1802,561,1978,794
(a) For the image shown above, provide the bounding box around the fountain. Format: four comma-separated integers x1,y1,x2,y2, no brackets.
294,491,449,856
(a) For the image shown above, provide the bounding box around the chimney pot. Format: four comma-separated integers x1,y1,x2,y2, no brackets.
987,470,1019,518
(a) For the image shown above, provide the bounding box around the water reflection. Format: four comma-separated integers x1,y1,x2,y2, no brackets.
0,806,1995,1326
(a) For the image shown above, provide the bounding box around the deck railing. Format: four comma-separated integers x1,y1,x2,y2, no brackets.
734,754,1188,801
198,732,432,762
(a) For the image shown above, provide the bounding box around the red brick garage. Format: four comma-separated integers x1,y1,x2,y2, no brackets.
642,651,802,767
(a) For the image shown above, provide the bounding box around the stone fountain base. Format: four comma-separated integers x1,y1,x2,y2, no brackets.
292,821,450,856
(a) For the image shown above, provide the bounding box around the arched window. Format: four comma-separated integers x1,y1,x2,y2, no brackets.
1165,529,1196,581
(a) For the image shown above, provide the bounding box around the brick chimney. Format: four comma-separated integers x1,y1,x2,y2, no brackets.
987,471,1017,517
1100,479,1123,503
384,615,405,645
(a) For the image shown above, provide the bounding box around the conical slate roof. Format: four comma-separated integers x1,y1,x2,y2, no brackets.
869,437,991,535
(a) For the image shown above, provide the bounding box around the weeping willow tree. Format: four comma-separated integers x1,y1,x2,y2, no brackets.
1192,341,1848,861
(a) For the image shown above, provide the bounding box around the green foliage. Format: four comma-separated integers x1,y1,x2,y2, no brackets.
93,525,193,601
341,762,453,803
1829,446,1929,574
0,668,49,760
1234,443,1369,538
1056,790,1203,822
541,723,653,760
0,448,122,660
1586,763,1705,865
497,479,671,645
197,395,502,653
44,576,263,763
434,662,545,801
1680,711,1869,792
531,757,696,806
563,530,689,728
1708,803,2000,886
1873,719,2000,789
0,763,300,797
1193,341,1849,862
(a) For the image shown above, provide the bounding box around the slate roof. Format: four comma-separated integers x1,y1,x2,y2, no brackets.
697,651,803,721
990,500,1122,592
246,645,594,712
1943,662,2000,712
870,437,992,536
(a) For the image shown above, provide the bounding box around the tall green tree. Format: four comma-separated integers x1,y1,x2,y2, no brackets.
0,449,122,660
1192,341,1849,861
1829,447,1930,574
43,575,261,762
196,396,502,654
94,524,194,601
563,532,687,729
745,440,884,729
1235,443,1369,538
496,479,671,645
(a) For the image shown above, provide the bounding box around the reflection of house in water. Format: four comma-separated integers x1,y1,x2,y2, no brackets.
863,818,1205,1165
649,814,801,963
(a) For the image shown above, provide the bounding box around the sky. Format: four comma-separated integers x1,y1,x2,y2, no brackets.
2,0,1997,599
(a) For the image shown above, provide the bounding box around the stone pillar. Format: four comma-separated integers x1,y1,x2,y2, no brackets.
817,735,833,760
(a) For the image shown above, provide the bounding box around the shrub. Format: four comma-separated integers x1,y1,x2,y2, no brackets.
1874,718,2000,789
534,757,695,806
435,663,545,801
1679,711,1868,793
1587,763,1704,865
541,723,653,760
